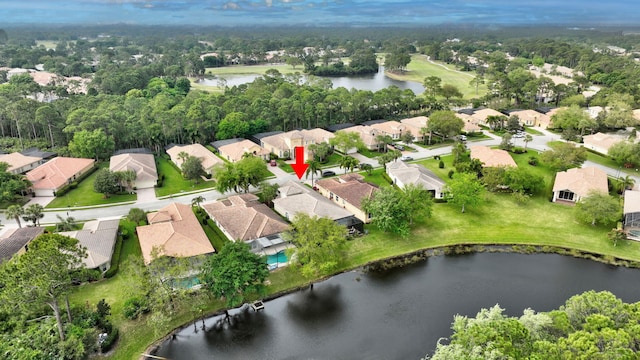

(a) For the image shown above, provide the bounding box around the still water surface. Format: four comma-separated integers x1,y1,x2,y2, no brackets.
154,253,640,360
197,66,425,94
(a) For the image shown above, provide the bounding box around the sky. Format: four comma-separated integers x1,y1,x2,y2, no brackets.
0,0,638,27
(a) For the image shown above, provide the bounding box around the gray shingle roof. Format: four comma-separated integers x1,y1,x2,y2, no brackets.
0,227,45,262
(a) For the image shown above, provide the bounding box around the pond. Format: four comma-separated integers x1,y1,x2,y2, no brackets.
152,252,640,360
196,66,425,94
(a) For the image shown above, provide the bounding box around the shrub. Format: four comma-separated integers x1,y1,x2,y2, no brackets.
123,296,150,320
528,156,538,166
100,328,119,353
103,236,123,278
438,160,445,168
381,171,394,185
448,170,455,179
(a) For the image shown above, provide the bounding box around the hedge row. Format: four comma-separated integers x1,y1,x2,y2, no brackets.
103,235,123,278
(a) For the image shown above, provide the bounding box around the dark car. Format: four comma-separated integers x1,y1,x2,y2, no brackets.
322,170,336,177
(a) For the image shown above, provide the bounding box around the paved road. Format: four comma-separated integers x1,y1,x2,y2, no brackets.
1,126,632,231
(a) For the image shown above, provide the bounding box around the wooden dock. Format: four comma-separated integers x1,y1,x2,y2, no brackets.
250,300,265,311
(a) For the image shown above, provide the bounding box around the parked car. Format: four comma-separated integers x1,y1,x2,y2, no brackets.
459,135,467,141
400,156,413,162
269,159,277,166
394,144,405,151
322,170,336,177
513,133,525,138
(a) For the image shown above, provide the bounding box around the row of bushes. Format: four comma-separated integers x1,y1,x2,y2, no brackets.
104,235,123,278
53,165,99,197
155,173,166,188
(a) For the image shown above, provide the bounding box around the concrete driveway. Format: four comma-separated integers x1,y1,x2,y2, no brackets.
24,196,55,208
135,187,157,204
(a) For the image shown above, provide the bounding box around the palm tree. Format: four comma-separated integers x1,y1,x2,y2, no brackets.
339,156,359,174
305,159,321,184
523,134,533,152
55,214,76,232
619,175,636,194
375,134,393,153
5,204,24,228
191,195,206,208
360,163,373,175
23,204,44,226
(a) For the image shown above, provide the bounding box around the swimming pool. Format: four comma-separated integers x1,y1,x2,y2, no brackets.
266,251,288,268
629,229,640,238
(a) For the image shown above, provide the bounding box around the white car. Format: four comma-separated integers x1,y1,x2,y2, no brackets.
400,156,414,161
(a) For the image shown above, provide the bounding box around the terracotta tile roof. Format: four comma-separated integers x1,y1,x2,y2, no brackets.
166,144,223,172
202,194,289,241
0,227,45,263
470,146,517,168
455,113,482,132
59,219,119,269
26,157,95,191
315,176,378,209
471,108,505,124
261,128,334,152
109,153,158,183
400,116,428,129
371,120,421,138
624,190,640,215
552,167,609,198
582,132,627,154
273,180,353,221
218,139,268,162
341,126,379,148
509,109,550,126
136,203,214,264
0,152,42,173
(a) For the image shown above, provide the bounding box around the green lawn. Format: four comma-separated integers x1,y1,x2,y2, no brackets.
386,54,488,99
205,64,303,76
359,148,383,158
524,127,544,135
46,164,136,209
361,168,393,188
155,157,216,197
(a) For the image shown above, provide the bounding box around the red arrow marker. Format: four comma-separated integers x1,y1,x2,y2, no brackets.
290,146,309,179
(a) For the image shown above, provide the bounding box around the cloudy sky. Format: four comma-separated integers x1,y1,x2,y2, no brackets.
0,0,638,27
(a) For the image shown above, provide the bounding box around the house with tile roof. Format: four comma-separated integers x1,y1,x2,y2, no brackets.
470,146,517,168
400,116,428,142
166,143,223,175
273,180,364,233
508,109,551,127
371,120,421,141
623,190,640,232
582,132,628,155
0,227,45,263
552,167,609,204
136,202,215,265
59,219,119,272
26,157,95,197
454,112,482,133
109,153,158,189
260,128,334,162
386,160,446,199
315,173,379,223
217,139,269,162
340,125,380,150
471,108,506,127
0,152,45,174
203,193,290,242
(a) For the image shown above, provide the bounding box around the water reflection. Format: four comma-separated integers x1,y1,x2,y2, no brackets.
285,284,343,327
197,66,425,94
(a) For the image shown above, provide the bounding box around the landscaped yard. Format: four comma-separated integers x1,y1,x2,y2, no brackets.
385,54,488,99
155,157,216,197
361,167,393,188
46,163,136,209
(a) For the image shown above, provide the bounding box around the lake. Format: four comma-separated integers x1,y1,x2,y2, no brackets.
196,66,426,94
152,252,640,360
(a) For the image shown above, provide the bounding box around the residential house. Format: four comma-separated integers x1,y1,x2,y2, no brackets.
0,227,45,263
109,153,158,189
260,128,334,162
26,157,95,197
273,180,364,233
315,173,379,223
551,167,608,204
455,112,482,133
386,160,446,199
0,152,45,174
166,143,223,175
136,202,215,265
471,108,506,127
470,146,517,168
582,132,628,155
202,194,290,254
341,125,380,151
623,190,640,232
536,107,567,129
508,109,550,127
59,219,119,272
216,139,269,162
371,120,420,141
400,116,429,142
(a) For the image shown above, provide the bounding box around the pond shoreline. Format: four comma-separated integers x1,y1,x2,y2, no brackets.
141,242,640,359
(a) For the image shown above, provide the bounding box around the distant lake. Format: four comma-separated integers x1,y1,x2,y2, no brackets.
152,252,640,360
197,66,425,94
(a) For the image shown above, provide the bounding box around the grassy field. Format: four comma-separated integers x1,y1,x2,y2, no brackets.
46,164,136,209
155,157,216,197
386,54,488,99
205,64,303,76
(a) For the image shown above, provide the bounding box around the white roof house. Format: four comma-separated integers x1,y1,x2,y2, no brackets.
386,160,446,199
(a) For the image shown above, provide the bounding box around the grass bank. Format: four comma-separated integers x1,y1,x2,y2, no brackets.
385,54,488,99
154,157,215,197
